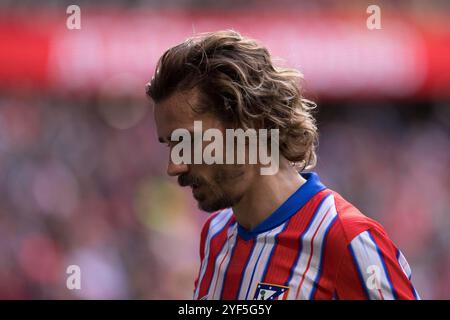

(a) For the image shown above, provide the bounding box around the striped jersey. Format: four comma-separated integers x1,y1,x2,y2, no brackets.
193,172,420,300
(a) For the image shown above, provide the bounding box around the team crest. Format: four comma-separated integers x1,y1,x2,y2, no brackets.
253,283,289,300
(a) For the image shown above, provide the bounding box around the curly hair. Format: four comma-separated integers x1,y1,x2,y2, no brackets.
146,30,318,170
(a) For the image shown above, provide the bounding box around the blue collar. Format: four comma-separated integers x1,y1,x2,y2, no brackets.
237,172,326,240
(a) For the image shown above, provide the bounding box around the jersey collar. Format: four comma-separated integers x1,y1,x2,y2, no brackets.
237,172,326,240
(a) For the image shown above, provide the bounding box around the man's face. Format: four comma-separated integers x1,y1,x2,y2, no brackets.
154,88,256,212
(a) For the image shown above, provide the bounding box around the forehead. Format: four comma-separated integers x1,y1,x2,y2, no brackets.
154,90,197,129
154,89,223,141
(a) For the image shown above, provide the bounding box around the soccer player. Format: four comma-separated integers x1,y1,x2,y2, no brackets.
146,30,420,300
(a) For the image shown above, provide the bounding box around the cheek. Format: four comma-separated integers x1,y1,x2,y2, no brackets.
212,165,249,189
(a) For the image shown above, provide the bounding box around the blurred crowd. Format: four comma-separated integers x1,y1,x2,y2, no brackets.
0,91,204,299
0,91,448,299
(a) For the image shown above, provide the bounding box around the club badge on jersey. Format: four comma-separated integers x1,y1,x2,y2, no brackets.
253,283,289,300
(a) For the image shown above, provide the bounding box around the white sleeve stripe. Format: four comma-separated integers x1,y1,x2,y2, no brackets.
349,230,395,300
396,249,412,280
397,249,421,300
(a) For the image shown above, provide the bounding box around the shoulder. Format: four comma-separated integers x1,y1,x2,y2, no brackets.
315,190,390,264
329,190,386,244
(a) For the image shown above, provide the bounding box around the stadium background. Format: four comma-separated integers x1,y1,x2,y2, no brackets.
0,0,449,299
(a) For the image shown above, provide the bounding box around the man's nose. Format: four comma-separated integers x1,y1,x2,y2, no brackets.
167,158,189,177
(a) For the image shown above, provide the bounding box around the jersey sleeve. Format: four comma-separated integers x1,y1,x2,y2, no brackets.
334,226,420,300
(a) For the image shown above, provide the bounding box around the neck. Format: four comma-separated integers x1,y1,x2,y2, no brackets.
232,160,306,231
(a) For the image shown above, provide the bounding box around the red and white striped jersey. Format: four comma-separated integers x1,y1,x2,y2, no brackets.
193,172,420,300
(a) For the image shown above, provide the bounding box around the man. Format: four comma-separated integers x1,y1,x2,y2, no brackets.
146,30,419,300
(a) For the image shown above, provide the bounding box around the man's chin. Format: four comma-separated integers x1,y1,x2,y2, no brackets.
198,200,227,213
192,186,240,212
196,196,236,213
